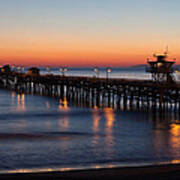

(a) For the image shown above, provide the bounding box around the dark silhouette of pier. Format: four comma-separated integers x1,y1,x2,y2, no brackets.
0,52,179,111
0,70,180,112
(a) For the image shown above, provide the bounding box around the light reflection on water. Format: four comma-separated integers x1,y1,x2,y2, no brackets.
104,108,115,155
92,108,100,133
58,117,69,130
17,94,26,112
1,90,180,172
45,101,50,109
11,92,25,111
170,124,180,153
58,98,69,130
91,108,101,150
58,98,69,111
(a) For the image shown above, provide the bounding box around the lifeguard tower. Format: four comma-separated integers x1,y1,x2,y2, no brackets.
146,51,175,83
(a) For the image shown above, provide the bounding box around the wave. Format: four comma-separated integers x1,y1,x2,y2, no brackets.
0,109,94,121
0,131,92,141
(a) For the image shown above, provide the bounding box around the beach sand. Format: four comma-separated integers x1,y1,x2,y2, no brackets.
1,164,180,180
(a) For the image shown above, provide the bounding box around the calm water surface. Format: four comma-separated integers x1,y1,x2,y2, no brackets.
0,68,180,173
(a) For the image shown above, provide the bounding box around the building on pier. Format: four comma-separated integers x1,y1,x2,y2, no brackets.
27,67,40,76
0,65,11,73
146,53,175,83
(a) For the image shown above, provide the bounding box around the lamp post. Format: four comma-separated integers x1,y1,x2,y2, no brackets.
21,66,25,73
94,67,99,78
46,67,51,74
11,65,15,71
14,65,18,72
106,67,111,79
60,67,67,76
17,66,21,72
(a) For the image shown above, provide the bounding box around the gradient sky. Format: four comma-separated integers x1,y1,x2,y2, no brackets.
0,0,180,67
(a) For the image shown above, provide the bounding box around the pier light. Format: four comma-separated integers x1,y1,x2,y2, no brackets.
106,67,111,79
11,65,15,71
60,67,67,76
18,66,22,72
14,65,18,72
21,66,25,73
157,62,163,67
46,67,51,74
94,67,99,78
17,66,21,72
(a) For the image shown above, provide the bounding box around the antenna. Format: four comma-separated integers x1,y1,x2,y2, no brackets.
164,45,168,55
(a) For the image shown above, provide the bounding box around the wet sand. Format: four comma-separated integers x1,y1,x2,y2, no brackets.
1,164,180,180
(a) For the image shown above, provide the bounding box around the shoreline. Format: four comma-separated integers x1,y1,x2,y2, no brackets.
1,163,180,180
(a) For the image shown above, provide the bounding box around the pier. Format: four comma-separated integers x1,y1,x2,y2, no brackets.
0,53,179,111
0,70,179,111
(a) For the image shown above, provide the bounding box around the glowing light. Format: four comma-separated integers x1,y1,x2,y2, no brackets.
94,165,101,169
104,107,115,154
46,67,51,74
170,124,180,137
94,67,99,78
11,92,15,105
59,168,71,172
106,67,111,79
21,94,25,107
60,67,68,76
94,68,99,73
92,109,100,132
157,63,163,67
17,94,26,111
104,108,115,128
170,159,180,164
4,167,72,174
107,68,111,73
169,124,180,151
21,66,25,72
11,92,15,98
58,98,69,111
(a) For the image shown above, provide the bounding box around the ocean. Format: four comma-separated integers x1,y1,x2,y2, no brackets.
0,67,180,174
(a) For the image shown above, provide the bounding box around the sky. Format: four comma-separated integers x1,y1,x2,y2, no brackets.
0,0,180,67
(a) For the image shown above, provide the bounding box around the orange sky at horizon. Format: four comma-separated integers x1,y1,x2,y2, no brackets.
1,34,179,67
0,45,179,67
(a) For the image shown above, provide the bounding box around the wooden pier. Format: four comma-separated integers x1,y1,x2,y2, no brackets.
0,70,180,111
0,52,178,111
